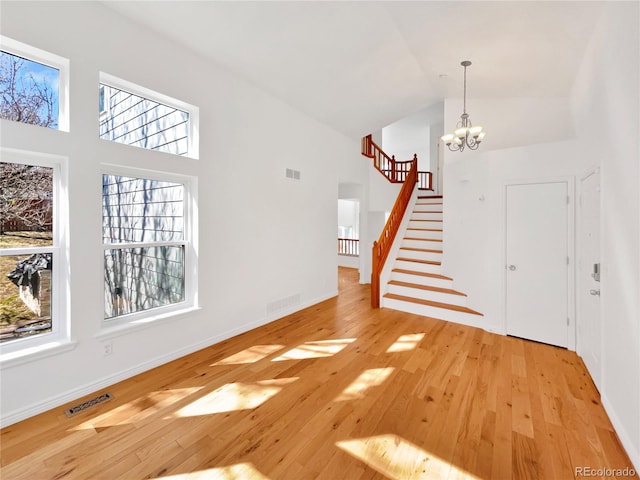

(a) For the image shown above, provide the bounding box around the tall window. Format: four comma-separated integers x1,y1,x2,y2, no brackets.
99,73,199,159
102,173,189,319
0,36,69,131
0,155,62,346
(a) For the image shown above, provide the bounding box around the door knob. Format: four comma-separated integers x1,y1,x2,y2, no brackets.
508,265,516,271
589,289,600,296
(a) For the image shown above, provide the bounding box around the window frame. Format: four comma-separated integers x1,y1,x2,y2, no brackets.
99,164,198,330
98,72,199,159
98,84,109,119
0,35,70,132
0,148,71,361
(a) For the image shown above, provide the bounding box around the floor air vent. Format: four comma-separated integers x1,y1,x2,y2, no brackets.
64,392,113,418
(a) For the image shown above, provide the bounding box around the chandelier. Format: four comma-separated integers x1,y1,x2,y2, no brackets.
441,61,485,152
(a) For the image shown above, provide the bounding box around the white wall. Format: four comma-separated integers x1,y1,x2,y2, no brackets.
382,102,444,173
337,199,359,238
0,1,361,425
442,3,639,469
570,3,640,469
442,138,583,332
337,255,359,269
429,121,443,192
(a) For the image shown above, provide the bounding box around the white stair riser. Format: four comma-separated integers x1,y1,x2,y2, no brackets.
390,271,454,289
398,248,442,262
405,227,443,239
415,199,443,205
386,284,467,306
402,238,443,249
382,297,482,328
414,204,443,210
411,212,442,223
395,259,441,274
411,212,443,221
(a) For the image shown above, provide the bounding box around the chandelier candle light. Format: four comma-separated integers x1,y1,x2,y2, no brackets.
441,61,485,151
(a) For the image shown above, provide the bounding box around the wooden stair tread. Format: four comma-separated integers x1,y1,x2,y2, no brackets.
397,257,441,266
404,237,443,242
383,293,483,316
392,269,453,281
406,228,443,232
410,219,443,222
388,280,466,296
417,195,443,199
413,210,443,213
399,247,443,253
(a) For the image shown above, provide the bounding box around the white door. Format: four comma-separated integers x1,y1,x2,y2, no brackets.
578,170,601,388
506,182,569,347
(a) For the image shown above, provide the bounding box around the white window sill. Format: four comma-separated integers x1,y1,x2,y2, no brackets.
95,305,201,341
0,339,78,369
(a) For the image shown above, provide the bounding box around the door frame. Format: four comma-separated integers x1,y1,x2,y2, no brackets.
500,176,576,350
576,166,602,385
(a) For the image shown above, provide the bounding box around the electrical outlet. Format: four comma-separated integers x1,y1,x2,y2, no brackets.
103,341,113,356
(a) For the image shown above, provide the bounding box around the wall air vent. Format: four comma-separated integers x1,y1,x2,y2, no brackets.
64,392,113,418
285,168,301,180
267,294,301,315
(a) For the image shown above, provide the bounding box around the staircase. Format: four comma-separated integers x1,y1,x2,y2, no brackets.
361,133,483,327
380,195,484,326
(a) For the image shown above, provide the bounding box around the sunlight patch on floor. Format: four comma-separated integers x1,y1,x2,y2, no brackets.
335,367,395,401
272,338,356,361
386,333,426,353
336,434,479,480
150,462,271,479
211,345,284,366
73,387,203,430
169,378,298,418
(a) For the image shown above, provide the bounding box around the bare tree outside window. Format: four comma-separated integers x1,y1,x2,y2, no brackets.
103,174,186,319
0,51,59,128
0,162,54,342
0,163,53,237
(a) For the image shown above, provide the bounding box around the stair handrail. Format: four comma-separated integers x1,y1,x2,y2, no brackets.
362,134,432,190
371,157,418,307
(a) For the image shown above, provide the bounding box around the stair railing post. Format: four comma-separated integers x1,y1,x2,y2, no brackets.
371,241,380,308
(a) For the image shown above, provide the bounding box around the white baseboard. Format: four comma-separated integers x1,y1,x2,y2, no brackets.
0,290,338,427
602,393,640,472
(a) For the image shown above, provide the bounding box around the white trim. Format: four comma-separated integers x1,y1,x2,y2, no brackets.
0,35,69,132
96,306,202,341
103,241,185,250
98,72,199,159
0,148,70,362
601,393,640,472
0,246,55,256
0,340,77,369
98,84,109,118
500,175,576,350
0,290,337,427
576,166,602,389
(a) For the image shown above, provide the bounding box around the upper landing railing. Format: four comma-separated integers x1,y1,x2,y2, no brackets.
361,134,432,191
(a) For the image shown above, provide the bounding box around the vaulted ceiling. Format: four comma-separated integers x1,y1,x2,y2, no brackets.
104,1,603,139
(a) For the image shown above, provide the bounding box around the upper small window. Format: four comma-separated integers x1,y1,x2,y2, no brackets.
0,36,69,131
99,73,199,159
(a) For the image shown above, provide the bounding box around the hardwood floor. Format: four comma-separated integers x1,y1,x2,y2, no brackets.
0,267,633,479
